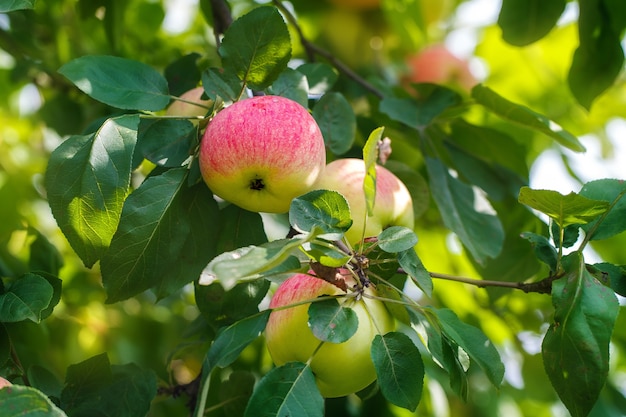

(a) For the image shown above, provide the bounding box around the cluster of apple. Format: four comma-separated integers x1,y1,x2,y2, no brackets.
170,93,415,397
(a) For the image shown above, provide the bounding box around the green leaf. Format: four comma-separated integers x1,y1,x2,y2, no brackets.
605,0,626,34
101,169,220,302
379,86,461,129
551,221,580,248
136,118,197,167
434,308,505,388
542,253,619,417
61,353,113,412
27,365,63,399
308,299,358,343
312,92,356,155
378,226,418,253
205,311,270,370
297,62,338,95
397,248,432,297
28,228,63,276
472,85,585,152
448,119,529,179
0,0,36,12
206,238,307,289
568,0,625,109
0,273,53,323
220,371,255,417
307,243,351,268
32,272,62,321
498,0,566,46
363,127,385,217
61,354,157,417
289,190,353,240
520,232,558,271
45,115,139,268
589,262,626,297
0,385,67,417
165,53,202,97
384,160,431,221
420,313,468,399
375,283,410,325
102,0,128,52
267,68,309,108
103,364,157,417
444,141,526,201
215,205,268,254
195,280,270,331
220,6,291,90
58,55,169,110
470,205,542,284
579,179,626,240
442,337,469,400
371,332,424,411
201,67,243,104
426,157,504,264
518,186,609,227
244,362,324,417
367,247,401,281
0,324,9,367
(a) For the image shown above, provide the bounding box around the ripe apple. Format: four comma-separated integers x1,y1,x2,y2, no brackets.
199,95,326,213
166,86,212,118
313,158,414,245
404,44,477,92
0,376,11,389
265,271,395,397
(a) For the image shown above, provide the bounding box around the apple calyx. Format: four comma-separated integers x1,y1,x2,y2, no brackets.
250,177,265,191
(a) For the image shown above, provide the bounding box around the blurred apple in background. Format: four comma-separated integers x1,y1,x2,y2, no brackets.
314,158,414,245
199,95,326,213
404,44,477,92
265,271,395,397
166,86,212,118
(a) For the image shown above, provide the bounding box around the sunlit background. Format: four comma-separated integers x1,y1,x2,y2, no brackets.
1,0,625,416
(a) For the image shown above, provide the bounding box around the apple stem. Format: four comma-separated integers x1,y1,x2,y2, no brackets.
269,293,347,313
307,340,326,365
365,271,425,312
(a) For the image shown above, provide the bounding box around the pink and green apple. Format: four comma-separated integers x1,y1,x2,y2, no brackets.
264,271,395,397
313,158,414,245
199,95,326,213
166,86,212,118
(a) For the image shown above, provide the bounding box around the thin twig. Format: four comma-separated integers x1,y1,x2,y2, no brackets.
427,271,561,294
10,343,30,386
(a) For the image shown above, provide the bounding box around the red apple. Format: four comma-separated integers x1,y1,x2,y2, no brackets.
313,158,414,245
265,272,395,397
166,86,212,118
404,44,477,92
199,95,326,213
